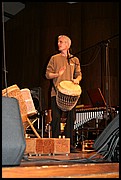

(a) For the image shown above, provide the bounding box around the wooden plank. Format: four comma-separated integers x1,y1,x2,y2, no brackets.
2,163,119,178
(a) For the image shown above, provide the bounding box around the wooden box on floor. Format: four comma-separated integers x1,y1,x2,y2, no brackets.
25,138,52,155
51,138,70,154
25,138,70,155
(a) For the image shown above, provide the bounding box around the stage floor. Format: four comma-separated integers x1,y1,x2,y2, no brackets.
2,150,119,178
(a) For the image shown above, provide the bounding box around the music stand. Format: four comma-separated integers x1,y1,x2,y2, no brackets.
87,87,106,108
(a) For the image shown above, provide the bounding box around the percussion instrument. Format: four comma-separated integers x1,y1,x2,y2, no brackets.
56,80,82,111
2,85,41,138
75,106,118,129
20,88,37,117
2,84,28,123
75,107,105,130
20,88,40,138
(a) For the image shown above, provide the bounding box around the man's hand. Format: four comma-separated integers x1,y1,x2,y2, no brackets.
58,66,66,76
72,78,79,84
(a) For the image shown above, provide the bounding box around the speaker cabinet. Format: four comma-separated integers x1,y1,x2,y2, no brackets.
2,96,26,166
30,87,42,112
93,114,119,162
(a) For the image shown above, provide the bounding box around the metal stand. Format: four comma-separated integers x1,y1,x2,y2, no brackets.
40,109,53,138
41,114,44,138
40,110,47,138
75,124,85,149
105,41,110,123
37,112,40,129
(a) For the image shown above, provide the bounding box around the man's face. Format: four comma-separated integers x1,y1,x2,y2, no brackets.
58,37,69,51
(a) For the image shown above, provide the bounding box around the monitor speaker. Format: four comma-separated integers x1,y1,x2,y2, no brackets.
30,87,42,112
2,96,26,166
93,114,119,162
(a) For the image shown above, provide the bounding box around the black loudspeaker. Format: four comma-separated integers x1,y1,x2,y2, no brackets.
93,114,119,162
30,87,42,112
2,96,26,166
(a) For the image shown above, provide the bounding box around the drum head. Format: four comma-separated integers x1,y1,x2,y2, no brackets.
57,80,82,96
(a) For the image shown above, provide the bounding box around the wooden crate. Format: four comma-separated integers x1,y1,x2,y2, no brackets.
25,138,52,155
51,138,70,154
25,137,70,155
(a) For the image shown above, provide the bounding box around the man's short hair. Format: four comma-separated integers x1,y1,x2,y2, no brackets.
58,35,71,48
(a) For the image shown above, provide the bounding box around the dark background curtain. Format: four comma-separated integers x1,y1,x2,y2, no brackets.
2,2,119,110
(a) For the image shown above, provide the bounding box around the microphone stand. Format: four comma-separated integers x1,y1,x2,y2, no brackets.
71,35,118,141
101,36,118,125
104,40,110,124
68,34,119,61
2,2,8,93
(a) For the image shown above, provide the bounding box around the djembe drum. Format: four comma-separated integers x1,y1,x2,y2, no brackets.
56,80,82,111
2,84,28,123
2,85,40,138
20,88,41,138
20,88,37,117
